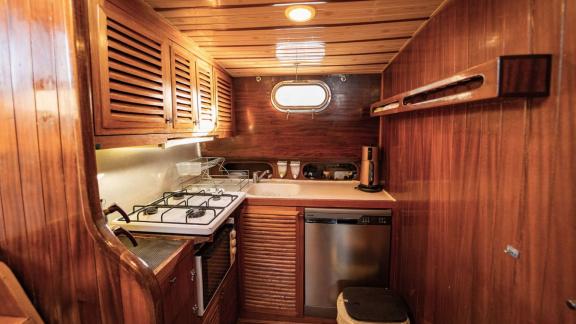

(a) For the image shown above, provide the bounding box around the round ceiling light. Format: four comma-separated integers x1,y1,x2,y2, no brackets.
285,5,316,22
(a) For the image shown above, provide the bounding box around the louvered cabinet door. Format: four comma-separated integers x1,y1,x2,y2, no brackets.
170,45,198,131
239,206,302,317
93,5,171,135
214,68,234,137
195,59,217,133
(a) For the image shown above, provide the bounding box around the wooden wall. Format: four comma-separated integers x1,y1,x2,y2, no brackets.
0,0,160,323
202,74,380,161
380,0,575,323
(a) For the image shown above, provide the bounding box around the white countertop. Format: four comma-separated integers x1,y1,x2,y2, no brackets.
244,179,396,201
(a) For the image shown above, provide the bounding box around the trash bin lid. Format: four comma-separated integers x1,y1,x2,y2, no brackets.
343,287,409,323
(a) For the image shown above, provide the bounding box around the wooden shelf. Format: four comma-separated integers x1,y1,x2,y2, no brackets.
371,54,552,117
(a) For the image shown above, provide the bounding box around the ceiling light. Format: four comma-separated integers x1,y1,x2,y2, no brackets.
285,5,316,22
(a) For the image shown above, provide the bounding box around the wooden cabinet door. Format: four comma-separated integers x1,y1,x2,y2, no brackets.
93,4,171,135
239,206,302,317
213,68,234,137
159,251,196,324
201,295,220,324
219,264,238,323
195,59,217,133
199,264,238,324
170,44,198,131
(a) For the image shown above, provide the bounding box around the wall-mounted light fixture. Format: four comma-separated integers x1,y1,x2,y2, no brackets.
161,137,214,149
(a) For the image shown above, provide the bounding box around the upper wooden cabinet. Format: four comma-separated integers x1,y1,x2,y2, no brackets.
214,68,234,137
170,44,198,131
92,4,172,135
89,1,235,143
195,59,218,133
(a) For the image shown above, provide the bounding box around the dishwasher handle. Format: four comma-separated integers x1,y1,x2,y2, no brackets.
305,218,337,224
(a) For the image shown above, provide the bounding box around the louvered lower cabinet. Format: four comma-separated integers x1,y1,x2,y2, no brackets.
239,206,303,317
93,4,172,135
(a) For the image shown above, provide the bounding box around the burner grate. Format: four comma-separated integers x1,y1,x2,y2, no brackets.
123,189,239,226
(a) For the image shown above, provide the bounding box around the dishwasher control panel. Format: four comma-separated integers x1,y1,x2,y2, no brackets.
359,215,391,225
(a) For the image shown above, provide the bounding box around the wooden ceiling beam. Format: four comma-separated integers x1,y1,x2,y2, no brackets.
176,17,428,32
148,0,370,10
228,65,387,76
154,0,439,16
217,53,394,68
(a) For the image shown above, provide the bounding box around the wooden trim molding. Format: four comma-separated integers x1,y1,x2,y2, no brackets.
245,198,397,209
76,1,163,322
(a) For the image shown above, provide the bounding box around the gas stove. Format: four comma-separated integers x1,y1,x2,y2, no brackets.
110,188,246,235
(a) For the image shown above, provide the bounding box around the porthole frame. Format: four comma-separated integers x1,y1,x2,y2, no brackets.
270,80,332,113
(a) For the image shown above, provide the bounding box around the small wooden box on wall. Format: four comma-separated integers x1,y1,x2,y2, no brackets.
371,54,552,116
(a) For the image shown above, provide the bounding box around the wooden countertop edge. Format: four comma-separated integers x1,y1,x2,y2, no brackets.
245,197,397,209
153,239,194,283
128,234,213,281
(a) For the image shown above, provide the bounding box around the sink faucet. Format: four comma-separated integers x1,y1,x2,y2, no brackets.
253,170,271,183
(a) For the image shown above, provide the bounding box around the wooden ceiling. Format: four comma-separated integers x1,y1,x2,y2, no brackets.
144,0,445,76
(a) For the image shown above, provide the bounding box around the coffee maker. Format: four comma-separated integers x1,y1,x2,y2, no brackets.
357,146,382,192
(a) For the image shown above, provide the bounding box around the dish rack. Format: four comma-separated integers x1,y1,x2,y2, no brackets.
176,157,249,192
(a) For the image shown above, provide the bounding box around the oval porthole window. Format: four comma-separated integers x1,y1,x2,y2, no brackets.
271,80,331,113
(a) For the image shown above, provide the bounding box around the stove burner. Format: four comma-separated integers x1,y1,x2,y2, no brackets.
186,208,206,219
144,206,158,215
172,192,186,200
212,195,221,201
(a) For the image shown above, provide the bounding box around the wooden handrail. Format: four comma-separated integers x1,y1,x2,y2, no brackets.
371,54,552,117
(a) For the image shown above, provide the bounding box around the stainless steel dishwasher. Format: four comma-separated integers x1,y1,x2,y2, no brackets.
304,208,392,318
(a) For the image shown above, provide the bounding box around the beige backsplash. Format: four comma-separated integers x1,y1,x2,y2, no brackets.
95,143,201,212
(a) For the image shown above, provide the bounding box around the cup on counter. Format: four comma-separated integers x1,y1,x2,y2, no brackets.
277,161,288,178
290,161,301,179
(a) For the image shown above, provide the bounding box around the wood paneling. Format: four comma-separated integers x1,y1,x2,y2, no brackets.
0,0,161,323
380,0,576,323
143,0,446,76
239,206,302,317
201,74,380,161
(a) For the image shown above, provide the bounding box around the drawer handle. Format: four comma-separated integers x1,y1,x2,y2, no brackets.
567,299,576,310
169,277,177,284
190,269,196,282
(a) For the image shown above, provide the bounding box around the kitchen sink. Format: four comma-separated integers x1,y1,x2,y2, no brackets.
246,182,301,197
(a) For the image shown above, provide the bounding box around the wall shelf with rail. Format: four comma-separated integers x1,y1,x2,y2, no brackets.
371,55,552,117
